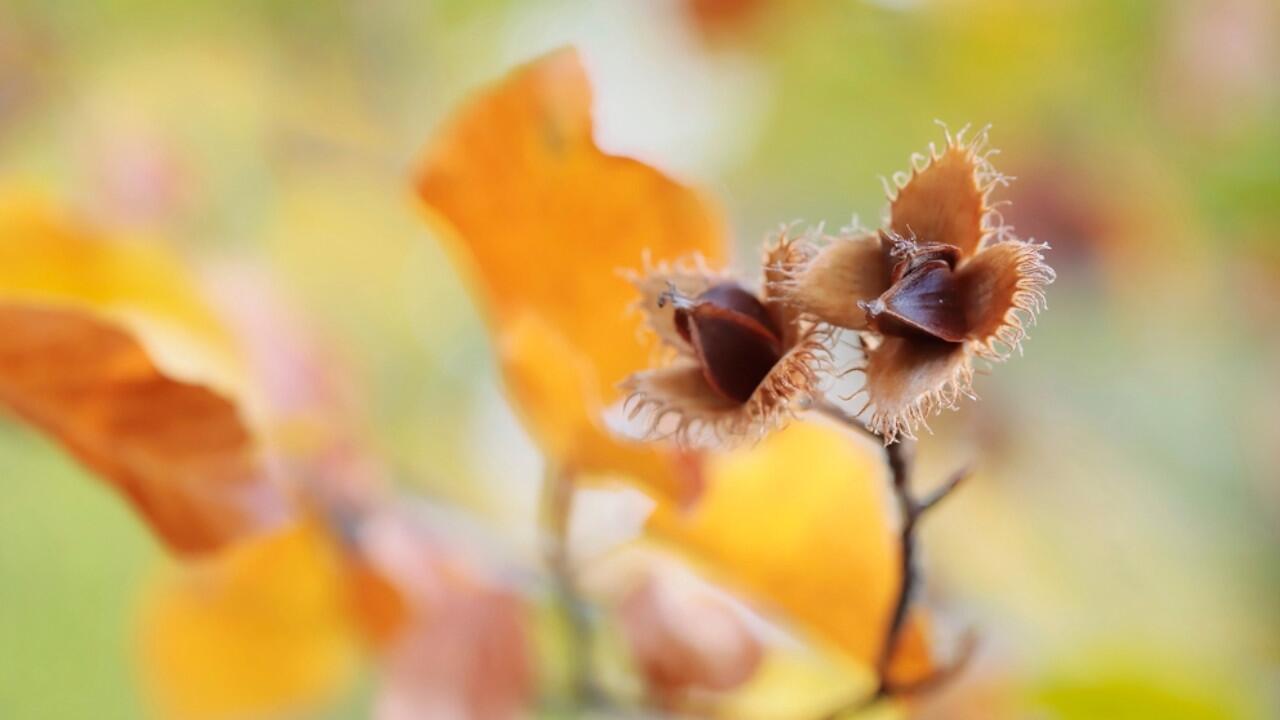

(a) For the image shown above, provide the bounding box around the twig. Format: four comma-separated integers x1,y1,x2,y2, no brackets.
812,398,880,442
811,401,975,718
875,439,918,680
540,465,601,713
918,465,971,515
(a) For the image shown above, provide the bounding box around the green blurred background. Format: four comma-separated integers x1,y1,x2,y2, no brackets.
1,0,1277,717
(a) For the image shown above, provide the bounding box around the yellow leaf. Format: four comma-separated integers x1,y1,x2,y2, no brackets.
715,649,881,720
500,313,701,502
415,48,726,501
0,303,288,554
0,192,247,401
137,520,361,720
649,420,901,667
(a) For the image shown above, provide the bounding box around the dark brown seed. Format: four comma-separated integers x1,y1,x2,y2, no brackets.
886,239,962,284
673,283,784,403
864,259,967,343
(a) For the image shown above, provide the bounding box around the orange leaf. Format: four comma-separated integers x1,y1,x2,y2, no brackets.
0,303,288,554
499,313,703,503
416,48,726,500
886,610,936,688
345,554,412,650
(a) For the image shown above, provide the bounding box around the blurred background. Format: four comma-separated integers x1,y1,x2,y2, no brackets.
1,0,1277,718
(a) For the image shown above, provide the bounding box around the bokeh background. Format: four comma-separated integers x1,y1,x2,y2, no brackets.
1,0,1277,718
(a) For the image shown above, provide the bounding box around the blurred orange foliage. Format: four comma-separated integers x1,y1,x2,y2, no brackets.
417,48,725,503
0,303,286,553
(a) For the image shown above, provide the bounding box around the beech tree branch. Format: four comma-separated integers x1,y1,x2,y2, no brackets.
812,400,976,718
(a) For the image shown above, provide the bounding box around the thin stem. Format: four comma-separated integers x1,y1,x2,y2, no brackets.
875,438,917,680
809,401,975,719
918,465,971,515
812,398,879,440
540,465,599,713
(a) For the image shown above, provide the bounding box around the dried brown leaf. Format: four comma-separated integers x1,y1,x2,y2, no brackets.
0,303,288,554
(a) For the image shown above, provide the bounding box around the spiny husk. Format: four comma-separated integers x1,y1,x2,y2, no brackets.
859,338,975,444
622,251,729,363
775,125,1054,444
769,224,890,331
959,239,1054,361
621,325,835,447
618,245,837,448
883,123,1014,258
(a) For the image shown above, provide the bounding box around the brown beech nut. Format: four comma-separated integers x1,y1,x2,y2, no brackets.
771,127,1056,441
661,283,783,403
861,240,966,344
621,237,836,447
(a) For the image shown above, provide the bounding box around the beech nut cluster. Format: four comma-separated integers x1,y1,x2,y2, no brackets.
620,127,1054,446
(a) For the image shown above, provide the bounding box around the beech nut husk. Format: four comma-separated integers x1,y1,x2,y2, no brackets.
619,239,835,448
776,125,1055,442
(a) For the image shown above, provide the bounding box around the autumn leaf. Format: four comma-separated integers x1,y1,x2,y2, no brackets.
886,611,936,689
0,303,288,554
579,541,894,719
137,519,361,720
0,193,245,396
499,313,702,502
648,420,916,671
135,503,531,720
416,48,726,501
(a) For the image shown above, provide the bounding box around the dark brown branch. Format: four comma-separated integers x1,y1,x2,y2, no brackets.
812,398,880,441
919,465,971,515
810,400,975,719
875,438,917,678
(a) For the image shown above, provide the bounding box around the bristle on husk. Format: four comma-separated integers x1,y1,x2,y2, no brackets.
624,252,729,362
768,227,891,331
620,325,835,447
959,239,1055,361
619,246,838,448
852,125,1053,443
862,338,974,444
886,124,1012,259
